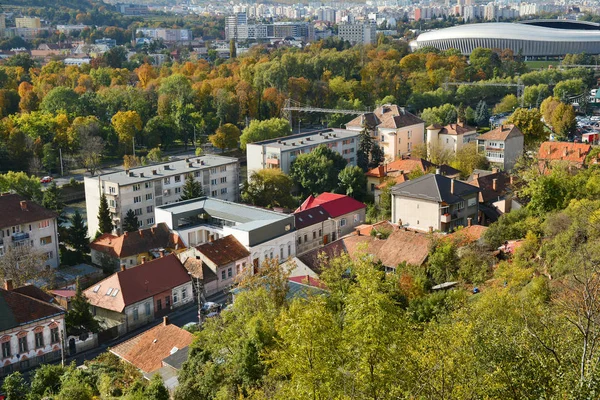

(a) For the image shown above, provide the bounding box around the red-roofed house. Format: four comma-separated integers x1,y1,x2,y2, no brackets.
293,206,337,255
296,193,366,238
538,141,592,171
90,223,185,269
84,254,192,335
426,120,477,158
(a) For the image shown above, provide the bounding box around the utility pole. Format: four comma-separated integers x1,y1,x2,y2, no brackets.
59,148,64,176
132,137,135,157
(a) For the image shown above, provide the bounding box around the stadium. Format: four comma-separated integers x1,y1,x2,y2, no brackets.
412,21,600,57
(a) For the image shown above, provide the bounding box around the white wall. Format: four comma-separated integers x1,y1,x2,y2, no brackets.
392,196,440,232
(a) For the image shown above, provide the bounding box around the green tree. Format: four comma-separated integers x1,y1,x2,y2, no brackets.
229,39,237,59
97,193,113,235
474,100,490,127
147,147,163,162
357,124,374,172
290,144,348,196
553,78,585,101
208,123,241,152
0,171,43,202
42,181,64,221
42,143,59,174
29,364,65,399
493,94,519,114
66,210,89,259
144,115,176,150
111,110,142,154
2,372,29,400
428,239,459,284
242,169,296,208
337,165,367,201
145,374,169,400
123,209,139,233
551,102,576,140
65,278,99,336
451,142,488,177
507,108,546,145
239,118,291,150
40,86,79,115
180,174,204,201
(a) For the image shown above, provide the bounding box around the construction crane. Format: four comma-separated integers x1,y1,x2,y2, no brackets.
443,78,525,107
281,98,367,129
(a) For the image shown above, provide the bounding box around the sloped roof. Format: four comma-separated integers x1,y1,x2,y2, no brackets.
110,322,193,373
195,235,250,267
182,257,218,283
296,193,366,218
448,225,488,246
84,254,190,313
294,205,331,229
477,124,523,141
366,158,434,178
376,174,408,189
429,122,476,135
538,141,591,164
0,288,64,331
0,194,57,229
346,105,424,130
391,174,480,204
11,285,54,303
467,170,511,203
90,223,185,259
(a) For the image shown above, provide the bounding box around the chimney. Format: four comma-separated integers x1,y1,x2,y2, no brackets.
356,228,361,236
467,217,472,227
378,165,384,176
451,178,455,194
121,264,126,271
124,232,128,237
139,230,143,237
4,279,13,291
578,148,582,158
20,200,27,211
151,227,155,234
435,168,441,175
141,256,146,264
428,226,433,233
139,173,144,178
500,124,504,131
128,172,135,177
493,178,498,191
159,250,165,258
509,175,514,185
163,316,169,326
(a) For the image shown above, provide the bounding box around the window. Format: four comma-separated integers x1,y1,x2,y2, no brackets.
210,167,217,174
147,217,154,225
2,341,10,358
318,229,322,237
211,179,217,185
408,130,412,139
194,171,201,177
146,206,153,213
146,193,153,201
220,166,227,172
211,190,217,197
173,292,178,304
280,247,284,259
467,197,477,207
40,236,52,245
137,220,143,228
304,234,308,242
381,135,384,142
220,177,227,183
288,244,291,255
134,208,142,216
133,196,141,203
133,184,140,191
297,236,302,245
164,189,171,196
221,188,228,195
354,214,359,223
313,231,316,239
46,251,53,260
270,251,273,259
182,288,187,300
228,267,232,278
51,328,59,344
38,220,50,229
133,308,139,321
34,332,44,348
164,177,171,184
145,182,152,189
145,302,151,316
175,187,181,194
109,200,115,207
109,186,116,194
18,336,27,353
175,175,181,183
221,270,226,280
340,218,347,227
456,201,465,210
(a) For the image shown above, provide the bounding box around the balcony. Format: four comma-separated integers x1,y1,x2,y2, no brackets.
441,213,451,223
12,232,29,242
266,158,280,166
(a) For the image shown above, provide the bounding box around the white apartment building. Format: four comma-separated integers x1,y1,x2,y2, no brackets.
84,155,240,238
246,128,361,179
0,194,60,268
426,121,478,158
15,17,40,29
136,28,192,42
338,22,377,45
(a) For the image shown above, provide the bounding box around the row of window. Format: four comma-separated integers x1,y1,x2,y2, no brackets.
298,229,323,245
1,328,60,359
486,151,505,159
2,220,50,238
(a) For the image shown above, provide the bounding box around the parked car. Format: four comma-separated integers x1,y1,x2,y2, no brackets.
40,176,53,183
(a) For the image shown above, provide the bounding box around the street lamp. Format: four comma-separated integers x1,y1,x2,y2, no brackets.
51,319,65,367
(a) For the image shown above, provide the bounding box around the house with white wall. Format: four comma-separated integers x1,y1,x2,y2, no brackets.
426,120,477,159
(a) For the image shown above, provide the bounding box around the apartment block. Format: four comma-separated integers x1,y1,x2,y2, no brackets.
0,194,60,268
246,129,361,179
84,155,239,238
15,17,40,29
136,28,192,42
338,22,377,45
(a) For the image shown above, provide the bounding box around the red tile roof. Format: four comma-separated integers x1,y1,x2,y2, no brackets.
477,124,523,141
296,193,366,218
195,235,250,267
110,321,193,373
84,254,190,313
428,122,476,136
448,225,488,246
90,223,185,259
366,158,433,178
288,276,327,289
0,194,57,229
11,285,54,303
0,288,65,331
346,105,424,130
538,142,591,164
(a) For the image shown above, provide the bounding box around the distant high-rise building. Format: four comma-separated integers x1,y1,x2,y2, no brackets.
338,22,377,45
225,12,247,41
15,17,40,29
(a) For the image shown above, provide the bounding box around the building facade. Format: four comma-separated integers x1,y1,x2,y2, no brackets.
0,194,60,268
155,197,296,271
246,129,360,179
426,121,477,158
296,193,367,238
294,206,337,255
84,155,239,237
476,124,524,171
136,28,192,42
345,104,425,161
15,17,41,29
391,174,480,233
338,22,377,45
